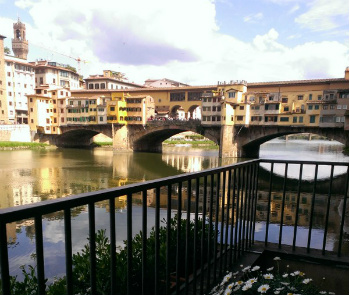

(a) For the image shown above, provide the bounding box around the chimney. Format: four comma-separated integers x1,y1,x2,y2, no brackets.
345,67,349,80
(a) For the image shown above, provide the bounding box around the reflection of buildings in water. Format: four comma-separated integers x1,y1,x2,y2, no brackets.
162,154,219,173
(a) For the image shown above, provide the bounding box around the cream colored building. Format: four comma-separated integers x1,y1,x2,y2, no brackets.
28,86,71,134
4,55,35,124
85,70,144,90
30,60,81,90
0,34,8,124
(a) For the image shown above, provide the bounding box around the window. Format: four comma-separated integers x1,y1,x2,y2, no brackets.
337,105,342,109
283,106,289,112
297,95,303,100
228,92,236,98
293,117,297,123
299,116,303,123
282,97,288,103
95,83,99,89
330,105,335,109
310,115,316,123
280,117,289,122
343,105,348,109
239,106,244,110
314,105,319,110
318,95,322,100
30,108,33,112
309,94,312,100
110,107,115,111
323,105,328,110
308,105,313,110
101,83,106,89
89,84,93,89
236,116,244,121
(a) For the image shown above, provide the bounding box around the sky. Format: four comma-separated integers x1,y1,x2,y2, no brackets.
0,0,348,85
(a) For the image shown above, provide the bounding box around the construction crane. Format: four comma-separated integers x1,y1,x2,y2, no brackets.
30,42,88,74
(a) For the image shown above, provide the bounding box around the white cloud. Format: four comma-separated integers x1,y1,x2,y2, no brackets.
295,0,348,31
243,12,263,23
2,0,347,85
288,4,300,14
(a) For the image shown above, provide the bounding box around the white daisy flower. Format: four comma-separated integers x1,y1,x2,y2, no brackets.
257,284,270,293
242,283,252,291
251,266,260,271
302,278,312,284
263,273,274,280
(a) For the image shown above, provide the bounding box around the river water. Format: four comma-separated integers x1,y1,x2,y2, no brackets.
0,139,348,280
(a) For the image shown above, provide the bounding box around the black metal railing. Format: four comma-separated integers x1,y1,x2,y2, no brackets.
0,159,348,295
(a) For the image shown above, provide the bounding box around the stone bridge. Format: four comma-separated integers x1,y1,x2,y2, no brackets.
38,122,348,158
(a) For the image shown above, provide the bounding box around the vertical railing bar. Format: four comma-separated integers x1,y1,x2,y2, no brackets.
234,168,240,260
200,176,207,295
109,198,116,295
192,177,200,295
35,216,46,295
64,209,73,295
141,190,147,295
322,165,334,255
238,167,245,256
185,180,191,295
229,169,236,265
307,164,318,253
206,174,214,292
245,164,253,250
213,172,220,282
265,163,274,246
242,165,250,252
155,187,160,295
251,162,260,244
0,221,10,295
293,164,303,251
176,182,182,295
224,170,231,271
127,194,133,295
278,163,288,249
248,163,257,247
219,171,226,277
88,203,96,295
337,166,349,257
166,184,172,295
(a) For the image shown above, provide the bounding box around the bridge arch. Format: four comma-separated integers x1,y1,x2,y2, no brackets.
129,122,220,153
55,125,113,147
235,126,348,158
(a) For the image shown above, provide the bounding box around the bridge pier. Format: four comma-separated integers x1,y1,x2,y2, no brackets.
112,125,132,151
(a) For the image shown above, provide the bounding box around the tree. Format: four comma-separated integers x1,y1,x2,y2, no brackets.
4,47,11,54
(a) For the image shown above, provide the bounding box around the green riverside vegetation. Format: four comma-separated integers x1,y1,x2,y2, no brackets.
0,141,51,150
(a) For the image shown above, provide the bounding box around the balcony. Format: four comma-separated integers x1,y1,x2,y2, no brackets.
0,159,348,295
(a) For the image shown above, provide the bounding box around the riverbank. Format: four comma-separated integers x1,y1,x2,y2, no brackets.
0,141,54,150
162,139,218,149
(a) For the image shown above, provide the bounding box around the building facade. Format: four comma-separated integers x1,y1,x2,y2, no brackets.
85,70,145,90
4,56,35,124
30,60,81,90
0,34,8,124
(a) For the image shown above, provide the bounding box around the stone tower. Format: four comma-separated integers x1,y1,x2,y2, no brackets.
12,19,28,60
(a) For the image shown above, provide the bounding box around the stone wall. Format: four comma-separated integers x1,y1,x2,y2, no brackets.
0,125,32,142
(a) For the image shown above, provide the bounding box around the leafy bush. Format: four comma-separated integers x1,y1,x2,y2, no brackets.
1,215,216,295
